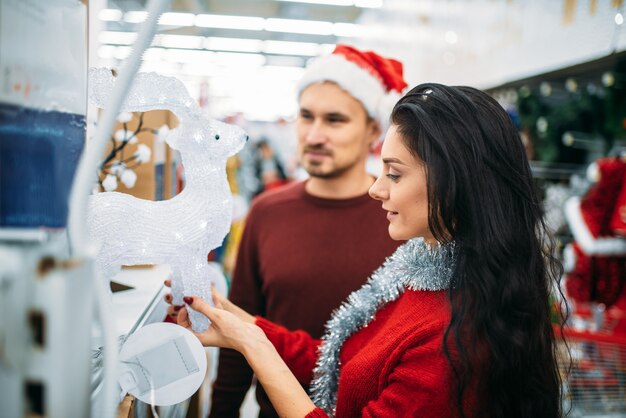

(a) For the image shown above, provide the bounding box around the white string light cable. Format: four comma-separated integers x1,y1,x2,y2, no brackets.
120,359,160,418
68,0,170,417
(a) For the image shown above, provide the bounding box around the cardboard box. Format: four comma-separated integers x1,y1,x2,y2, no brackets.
100,109,178,200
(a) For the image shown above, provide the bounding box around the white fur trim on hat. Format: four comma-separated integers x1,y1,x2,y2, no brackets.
297,54,391,130
565,196,626,256
376,89,402,134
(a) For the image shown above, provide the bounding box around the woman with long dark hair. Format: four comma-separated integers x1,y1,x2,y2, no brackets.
178,83,564,417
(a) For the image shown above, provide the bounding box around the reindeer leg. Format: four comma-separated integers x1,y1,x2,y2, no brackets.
181,258,212,332
170,264,185,306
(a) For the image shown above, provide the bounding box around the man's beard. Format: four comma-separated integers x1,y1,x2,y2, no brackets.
300,145,359,179
303,159,354,179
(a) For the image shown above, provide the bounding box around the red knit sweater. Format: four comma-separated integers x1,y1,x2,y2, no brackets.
257,289,468,417
211,181,401,418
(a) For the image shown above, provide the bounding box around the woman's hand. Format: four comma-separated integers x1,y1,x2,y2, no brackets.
177,295,269,354
163,279,254,324
179,296,317,417
210,286,256,324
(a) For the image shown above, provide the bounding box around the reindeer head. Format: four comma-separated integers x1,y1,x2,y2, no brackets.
89,68,248,160
169,115,248,162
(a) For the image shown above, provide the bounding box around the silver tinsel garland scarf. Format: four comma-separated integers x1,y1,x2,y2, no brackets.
309,237,456,416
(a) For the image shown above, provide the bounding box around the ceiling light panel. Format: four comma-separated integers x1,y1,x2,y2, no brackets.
102,10,368,39
155,34,204,49
98,8,123,21
124,11,147,23
263,40,321,56
158,12,195,26
206,37,263,53
265,18,334,35
333,22,364,37
277,0,352,5
195,14,265,31
275,0,382,6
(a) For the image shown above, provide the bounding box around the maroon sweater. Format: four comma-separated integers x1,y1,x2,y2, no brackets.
210,181,401,418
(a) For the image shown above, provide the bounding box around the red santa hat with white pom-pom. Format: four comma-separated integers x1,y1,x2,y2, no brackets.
297,44,408,135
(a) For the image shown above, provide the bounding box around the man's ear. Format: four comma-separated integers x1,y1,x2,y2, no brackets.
367,120,382,148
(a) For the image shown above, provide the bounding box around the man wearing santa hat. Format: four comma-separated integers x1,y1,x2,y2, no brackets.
209,45,408,418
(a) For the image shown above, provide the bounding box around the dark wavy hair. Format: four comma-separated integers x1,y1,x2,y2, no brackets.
391,83,564,418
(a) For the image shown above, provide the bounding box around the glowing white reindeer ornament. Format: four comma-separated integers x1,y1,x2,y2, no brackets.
88,68,247,331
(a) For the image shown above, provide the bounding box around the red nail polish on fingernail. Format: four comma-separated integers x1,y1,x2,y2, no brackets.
174,305,182,311
183,296,193,304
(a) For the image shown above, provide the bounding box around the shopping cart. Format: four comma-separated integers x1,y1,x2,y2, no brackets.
556,326,626,417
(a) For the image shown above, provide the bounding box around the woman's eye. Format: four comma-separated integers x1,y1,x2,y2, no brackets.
386,173,400,181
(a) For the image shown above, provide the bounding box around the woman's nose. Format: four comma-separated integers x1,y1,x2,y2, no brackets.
369,175,387,201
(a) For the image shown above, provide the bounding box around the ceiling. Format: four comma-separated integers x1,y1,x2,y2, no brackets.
101,0,375,67
96,0,387,119
165,0,365,22
94,0,625,120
